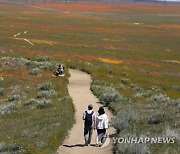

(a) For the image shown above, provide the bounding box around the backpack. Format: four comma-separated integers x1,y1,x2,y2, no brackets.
85,111,94,127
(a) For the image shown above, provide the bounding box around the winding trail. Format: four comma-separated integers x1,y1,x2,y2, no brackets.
57,69,115,154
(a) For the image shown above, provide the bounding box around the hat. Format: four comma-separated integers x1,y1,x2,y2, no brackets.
88,104,93,110
98,107,105,115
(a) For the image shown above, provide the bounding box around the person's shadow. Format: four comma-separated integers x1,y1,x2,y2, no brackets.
63,144,97,148
62,133,116,148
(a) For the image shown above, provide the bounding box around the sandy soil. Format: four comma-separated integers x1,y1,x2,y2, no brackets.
57,69,115,154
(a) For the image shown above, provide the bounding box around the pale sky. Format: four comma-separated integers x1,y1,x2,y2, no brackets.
158,0,180,1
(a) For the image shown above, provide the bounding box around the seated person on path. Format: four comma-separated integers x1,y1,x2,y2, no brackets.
55,64,64,76
96,106,109,147
83,104,96,146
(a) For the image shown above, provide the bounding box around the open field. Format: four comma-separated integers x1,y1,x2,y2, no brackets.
0,1,180,153
0,55,75,153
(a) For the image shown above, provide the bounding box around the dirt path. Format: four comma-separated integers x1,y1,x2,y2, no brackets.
57,69,115,154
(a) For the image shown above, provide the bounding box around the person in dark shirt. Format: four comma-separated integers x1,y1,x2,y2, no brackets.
83,104,96,146
55,64,64,76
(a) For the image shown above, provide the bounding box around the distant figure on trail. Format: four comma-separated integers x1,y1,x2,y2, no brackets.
83,104,96,146
96,107,109,147
54,64,65,76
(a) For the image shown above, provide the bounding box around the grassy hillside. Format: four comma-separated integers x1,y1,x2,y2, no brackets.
0,55,75,153
0,1,179,153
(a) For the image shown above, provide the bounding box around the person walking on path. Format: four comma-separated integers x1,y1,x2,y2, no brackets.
96,107,109,147
83,104,96,146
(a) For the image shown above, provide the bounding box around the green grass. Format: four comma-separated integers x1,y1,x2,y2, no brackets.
0,56,74,153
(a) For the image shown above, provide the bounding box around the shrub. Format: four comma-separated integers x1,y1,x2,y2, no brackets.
24,99,39,106
26,60,40,67
149,93,169,103
99,87,122,106
93,80,106,86
143,90,154,98
37,90,57,99
150,86,161,92
130,84,143,92
121,78,130,84
112,109,138,133
0,56,11,61
52,122,60,128
22,130,40,139
121,97,132,104
35,55,49,62
115,142,150,154
90,84,101,97
90,80,110,95
109,98,132,112
0,88,4,96
36,100,52,109
115,83,124,90
16,58,31,66
36,141,47,148
39,61,57,71
172,86,180,91
29,68,42,75
38,82,53,91
58,96,71,103
0,143,22,153
1,57,15,66
122,72,128,77
1,57,31,67
166,99,180,107
148,113,171,125
8,94,20,101
91,84,100,90
0,104,14,116
9,85,22,95
164,126,180,141
134,92,144,98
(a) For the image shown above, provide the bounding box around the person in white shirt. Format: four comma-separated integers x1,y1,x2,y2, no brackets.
96,107,109,146
83,104,96,146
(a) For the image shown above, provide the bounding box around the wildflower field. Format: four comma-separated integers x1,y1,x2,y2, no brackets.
0,1,179,153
